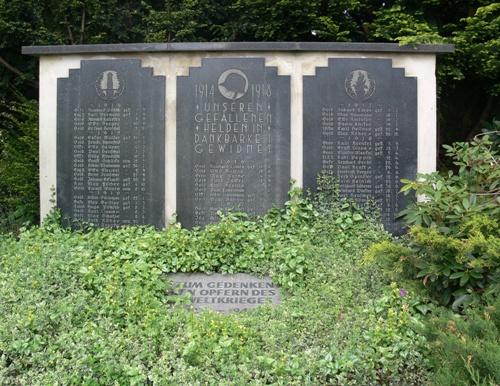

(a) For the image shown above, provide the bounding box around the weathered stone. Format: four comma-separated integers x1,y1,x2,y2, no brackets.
57,59,165,228
176,58,290,228
303,58,417,234
168,273,281,313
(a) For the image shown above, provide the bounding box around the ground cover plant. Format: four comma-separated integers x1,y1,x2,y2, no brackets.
423,299,500,386
1,137,497,385
0,182,431,385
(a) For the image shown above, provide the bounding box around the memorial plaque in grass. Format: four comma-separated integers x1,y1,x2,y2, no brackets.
168,273,281,313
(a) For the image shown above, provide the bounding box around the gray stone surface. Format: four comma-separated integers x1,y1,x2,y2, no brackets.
22,42,455,55
167,273,281,313
176,58,290,228
57,59,165,228
303,58,417,234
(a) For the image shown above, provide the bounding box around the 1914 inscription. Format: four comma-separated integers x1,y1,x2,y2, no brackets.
57,59,165,227
303,59,417,234
168,273,281,313
177,58,290,228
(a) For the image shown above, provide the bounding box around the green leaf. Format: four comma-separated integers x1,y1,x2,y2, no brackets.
415,304,432,315
400,184,413,192
459,274,469,287
451,294,472,311
449,272,464,279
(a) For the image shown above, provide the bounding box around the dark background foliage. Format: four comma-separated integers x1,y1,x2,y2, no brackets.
0,0,498,225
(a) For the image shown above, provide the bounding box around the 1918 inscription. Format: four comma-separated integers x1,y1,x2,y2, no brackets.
177,58,290,228
303,59,417,234
57,59,165,227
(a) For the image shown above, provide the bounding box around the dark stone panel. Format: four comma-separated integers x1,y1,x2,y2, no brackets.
177,58,290,228
57,59,165,228
167,273,281,313
22,42,455,56
303,58,417,234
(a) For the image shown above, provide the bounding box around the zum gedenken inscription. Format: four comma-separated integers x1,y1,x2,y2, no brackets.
57,59,165,228
168,273,281,313
303,59,417,234
177,58,291,228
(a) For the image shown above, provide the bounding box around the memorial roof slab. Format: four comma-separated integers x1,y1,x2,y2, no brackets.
23,42,454,56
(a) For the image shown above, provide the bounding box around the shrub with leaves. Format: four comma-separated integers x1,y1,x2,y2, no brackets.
367,216,499,308
399,134,499,229
424,298,500,386
0,98,39,231
364,133,499,384
366,134,499,307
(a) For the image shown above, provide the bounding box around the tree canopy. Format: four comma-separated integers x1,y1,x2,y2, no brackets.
0,0,498,151
0,0,500,142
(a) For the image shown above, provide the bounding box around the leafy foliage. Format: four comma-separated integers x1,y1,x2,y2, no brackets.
0,98,39,232
399,134,499,229
370,5,443,44
229,0,352,41
365,135,499,307
0,0,151,99
145,0,234,42
0,186,432,384
364,135,499,384
452,3,500,97
424,299,500,386
317,282,428,385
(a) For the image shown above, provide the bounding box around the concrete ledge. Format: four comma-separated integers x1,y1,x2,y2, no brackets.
23,42,454,55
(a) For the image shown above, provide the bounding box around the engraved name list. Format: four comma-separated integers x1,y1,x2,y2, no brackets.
57,59,165,228
177,58,291,228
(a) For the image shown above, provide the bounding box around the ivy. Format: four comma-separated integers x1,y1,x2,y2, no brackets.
0,183,433,384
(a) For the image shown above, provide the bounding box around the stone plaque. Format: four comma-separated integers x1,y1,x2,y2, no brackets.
177,58,290,228
57,59,165,228
303,58,417,234
168,273,281,313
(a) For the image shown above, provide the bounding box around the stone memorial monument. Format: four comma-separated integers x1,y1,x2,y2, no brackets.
56,59,165,227
303,58,417,233
177,58,290,228
168,273,281,313
23,42,453,231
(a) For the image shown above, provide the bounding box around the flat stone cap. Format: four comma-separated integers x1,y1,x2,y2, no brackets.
22,42,454,55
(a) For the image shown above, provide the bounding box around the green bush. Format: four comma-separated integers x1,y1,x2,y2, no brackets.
424,298,500,386
0,98,39,232
364,134,499,384
366,216,500,307
399,134,499,229
0,186,431,385
366,135,500,307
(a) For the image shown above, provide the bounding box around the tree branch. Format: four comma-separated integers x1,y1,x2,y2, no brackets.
0,56,38,88
0,56,24,77
64,15,75,44
79,7,86,44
